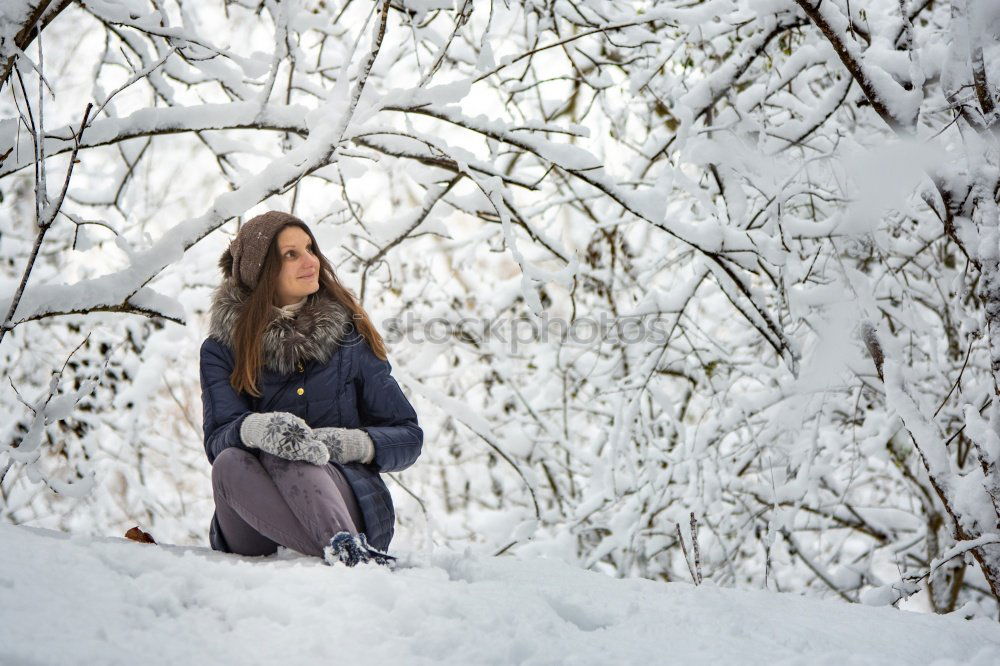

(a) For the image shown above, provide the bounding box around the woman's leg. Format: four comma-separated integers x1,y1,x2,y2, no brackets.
211,447,365,558
255,450,365,551
211,447,328,557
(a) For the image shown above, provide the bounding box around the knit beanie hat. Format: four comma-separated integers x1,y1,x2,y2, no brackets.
219,211,306,289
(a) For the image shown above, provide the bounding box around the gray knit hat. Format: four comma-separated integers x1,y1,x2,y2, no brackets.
221,211,306,289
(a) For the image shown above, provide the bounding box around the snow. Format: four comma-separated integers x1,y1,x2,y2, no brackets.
2,522,1000,666
2,0,1000,639
0,102,311,178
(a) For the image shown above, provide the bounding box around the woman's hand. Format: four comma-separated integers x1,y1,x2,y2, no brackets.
312,427,375,465
239,412,330,465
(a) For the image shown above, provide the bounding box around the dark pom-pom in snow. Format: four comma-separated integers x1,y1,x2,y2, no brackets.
323,531,369,567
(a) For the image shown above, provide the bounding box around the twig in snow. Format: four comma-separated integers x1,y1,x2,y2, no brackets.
676,521,700,585
690,512,703,585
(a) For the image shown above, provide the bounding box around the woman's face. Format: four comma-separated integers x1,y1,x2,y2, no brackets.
274,226,320,306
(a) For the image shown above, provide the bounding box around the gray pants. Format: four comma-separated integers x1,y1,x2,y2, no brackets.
211,447,365,558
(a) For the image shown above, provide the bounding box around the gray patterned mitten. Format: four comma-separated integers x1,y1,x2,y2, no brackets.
312,427,375,465
239,412,330,465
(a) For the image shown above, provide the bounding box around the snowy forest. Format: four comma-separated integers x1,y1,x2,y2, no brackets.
1,0,999,620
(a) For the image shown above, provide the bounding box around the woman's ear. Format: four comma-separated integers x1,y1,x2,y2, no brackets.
218,247,234,278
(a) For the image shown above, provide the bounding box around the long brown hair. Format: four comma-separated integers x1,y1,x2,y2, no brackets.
228,220,387,397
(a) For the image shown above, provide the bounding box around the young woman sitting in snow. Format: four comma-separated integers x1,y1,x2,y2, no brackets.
200,210,422,567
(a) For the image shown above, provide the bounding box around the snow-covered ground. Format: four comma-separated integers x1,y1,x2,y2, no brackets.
2,522,999,666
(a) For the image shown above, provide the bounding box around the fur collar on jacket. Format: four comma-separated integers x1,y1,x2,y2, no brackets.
206,277,352,375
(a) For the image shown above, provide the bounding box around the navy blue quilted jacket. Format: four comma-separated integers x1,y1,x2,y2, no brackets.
200,321,422,553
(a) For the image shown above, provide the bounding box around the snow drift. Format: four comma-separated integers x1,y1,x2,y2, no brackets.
2,522,999,665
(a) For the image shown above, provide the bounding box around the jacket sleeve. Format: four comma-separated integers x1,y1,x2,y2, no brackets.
200,338,255,465
354,337,423,473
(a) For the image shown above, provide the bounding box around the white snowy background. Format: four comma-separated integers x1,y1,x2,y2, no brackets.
2,0,1000,661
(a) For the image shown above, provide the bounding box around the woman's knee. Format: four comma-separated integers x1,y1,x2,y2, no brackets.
211,446,257,491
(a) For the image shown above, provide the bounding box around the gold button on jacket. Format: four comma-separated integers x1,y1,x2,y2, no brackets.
296,387,304,395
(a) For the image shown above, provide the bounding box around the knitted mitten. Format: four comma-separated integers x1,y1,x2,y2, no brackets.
239,412,330,465
312,426,375,465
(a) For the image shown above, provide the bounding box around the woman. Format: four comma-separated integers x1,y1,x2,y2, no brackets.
200,210,422,567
